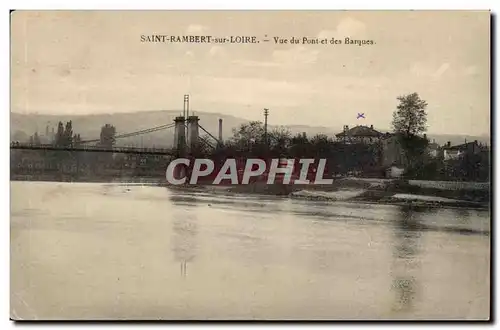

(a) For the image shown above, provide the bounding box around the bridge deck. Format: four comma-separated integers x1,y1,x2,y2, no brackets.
10,145,178,156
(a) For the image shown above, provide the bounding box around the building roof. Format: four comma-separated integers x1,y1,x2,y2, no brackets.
444,141,479,151
336,125,382,137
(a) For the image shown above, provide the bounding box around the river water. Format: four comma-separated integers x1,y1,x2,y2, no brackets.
10,181,490,320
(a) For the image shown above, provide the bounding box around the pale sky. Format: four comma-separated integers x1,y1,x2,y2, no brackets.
11,10,490,135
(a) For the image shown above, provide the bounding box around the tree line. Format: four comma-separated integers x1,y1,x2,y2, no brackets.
21,121,116,149
197,93,430,165
198,92,488,181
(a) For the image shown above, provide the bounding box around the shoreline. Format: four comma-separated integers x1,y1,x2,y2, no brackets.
11,177,489,210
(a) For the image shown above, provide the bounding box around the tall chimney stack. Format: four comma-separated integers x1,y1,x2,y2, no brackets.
218,118,223,142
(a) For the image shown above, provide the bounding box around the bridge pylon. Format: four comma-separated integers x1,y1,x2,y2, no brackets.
187,115,200,152
174,116,187,156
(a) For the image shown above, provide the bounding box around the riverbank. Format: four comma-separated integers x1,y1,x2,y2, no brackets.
331,178,490,204
11,176,490,210
289,189,488,210
164,178,490,210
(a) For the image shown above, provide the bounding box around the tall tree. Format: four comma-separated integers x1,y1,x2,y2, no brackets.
55,121,64,147
64,121,73,147
392,92,428,136
99,124,116,149
230,121,265,147
391,93,430,173
268,126,292,153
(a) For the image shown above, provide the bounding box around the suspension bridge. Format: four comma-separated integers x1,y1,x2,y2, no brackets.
10,95,223,156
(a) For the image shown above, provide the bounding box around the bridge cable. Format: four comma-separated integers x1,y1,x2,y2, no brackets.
79,123,175,144
198,124,220,145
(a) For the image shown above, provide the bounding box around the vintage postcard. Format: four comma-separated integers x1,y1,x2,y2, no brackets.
10,10,491,320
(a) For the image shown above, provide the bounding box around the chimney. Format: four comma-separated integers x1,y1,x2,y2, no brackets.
344,125,349,131
447,141,451,148
423,133,427,140
370,125,373,129
218,118,223,142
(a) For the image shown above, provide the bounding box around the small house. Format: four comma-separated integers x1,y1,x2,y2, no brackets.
443,140,481,160
335,125,382,144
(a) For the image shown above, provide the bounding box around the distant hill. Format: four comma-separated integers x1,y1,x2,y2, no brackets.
10,111,490,148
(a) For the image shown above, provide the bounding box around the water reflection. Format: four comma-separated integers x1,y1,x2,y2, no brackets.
169,196,199,278
391,206,422,314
